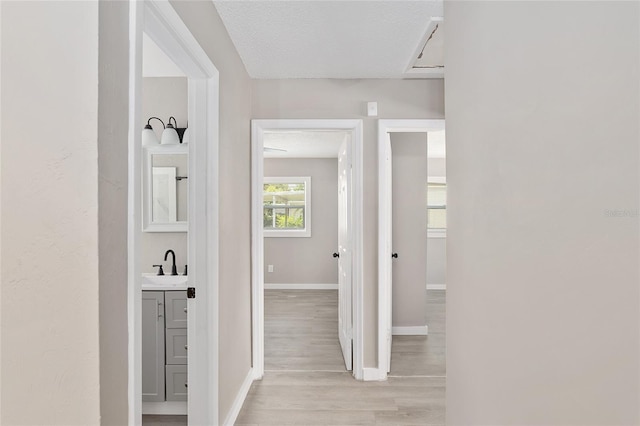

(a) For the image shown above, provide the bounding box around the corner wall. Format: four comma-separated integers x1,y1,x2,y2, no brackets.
98,1,130,424
445,2,640,424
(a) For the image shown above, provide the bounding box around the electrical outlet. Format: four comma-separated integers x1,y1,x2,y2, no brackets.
268,265,274,273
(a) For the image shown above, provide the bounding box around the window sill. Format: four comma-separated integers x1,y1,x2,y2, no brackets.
264,229,311,238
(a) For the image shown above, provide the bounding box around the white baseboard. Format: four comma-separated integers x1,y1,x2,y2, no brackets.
264,283,338,290
392,325,429,336
142,401,187,415
427,284,446,290
222,367,254,426
362,367,386,381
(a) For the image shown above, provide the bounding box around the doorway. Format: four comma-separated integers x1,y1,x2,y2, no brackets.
251,120,364,380
377,119,446,378
128,1,220,425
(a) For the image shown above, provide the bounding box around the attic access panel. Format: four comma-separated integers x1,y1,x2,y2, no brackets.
413,20,444,70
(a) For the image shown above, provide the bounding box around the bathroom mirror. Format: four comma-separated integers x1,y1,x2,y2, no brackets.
143,145,188,232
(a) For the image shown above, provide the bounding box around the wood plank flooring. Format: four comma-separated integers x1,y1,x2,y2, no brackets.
265,290,347,372
237,289,446,425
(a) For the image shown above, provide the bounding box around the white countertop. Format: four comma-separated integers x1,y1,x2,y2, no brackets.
142,273,189,290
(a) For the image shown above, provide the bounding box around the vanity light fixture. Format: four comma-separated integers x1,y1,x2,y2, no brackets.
143,116,188,145
142,117,164,146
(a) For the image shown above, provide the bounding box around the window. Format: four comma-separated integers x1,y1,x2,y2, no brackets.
427,181,446,235
263,177,311,237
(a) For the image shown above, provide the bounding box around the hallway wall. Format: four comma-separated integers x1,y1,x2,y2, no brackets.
1,2,101,424
445,1,640,424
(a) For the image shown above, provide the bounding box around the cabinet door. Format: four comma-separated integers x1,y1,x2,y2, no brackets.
142,291,165,402
165,365,188,401
166,328,188,365
165,291,188,329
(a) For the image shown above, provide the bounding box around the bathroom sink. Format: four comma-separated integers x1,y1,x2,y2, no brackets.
142,273,188,290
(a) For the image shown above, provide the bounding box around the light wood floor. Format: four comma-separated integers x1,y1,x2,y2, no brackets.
236,289,446,425
265,289,347,372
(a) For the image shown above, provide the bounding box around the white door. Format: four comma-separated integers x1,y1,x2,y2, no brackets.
338,139,353,371
383,134,393,373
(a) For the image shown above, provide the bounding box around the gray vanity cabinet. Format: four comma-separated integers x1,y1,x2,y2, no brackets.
142,291,165,402
142,290,188,403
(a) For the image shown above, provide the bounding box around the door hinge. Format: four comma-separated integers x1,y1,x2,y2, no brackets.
187,287,196,299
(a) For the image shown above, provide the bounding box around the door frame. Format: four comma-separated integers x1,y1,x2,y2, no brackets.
128,1,220,424
377,119,445,379
251,119,365,380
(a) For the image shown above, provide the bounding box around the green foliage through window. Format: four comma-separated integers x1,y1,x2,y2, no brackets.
263,180,307,231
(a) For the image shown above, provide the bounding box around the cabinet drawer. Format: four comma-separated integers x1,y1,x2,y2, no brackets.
165,365,187,401
165,291,187,329
166,328,188,365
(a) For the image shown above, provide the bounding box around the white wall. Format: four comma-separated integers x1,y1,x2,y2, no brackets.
141,77,188,273
446,1,639,424
264,158,339,285
252,79,445,366
1,2,101,424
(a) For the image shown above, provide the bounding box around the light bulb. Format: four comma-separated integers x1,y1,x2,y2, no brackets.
161,124,180,145
142,124,159,146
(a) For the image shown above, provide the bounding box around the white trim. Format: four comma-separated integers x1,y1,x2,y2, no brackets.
129,1,219,425
222,368,255,426
265,283,338,290
377,119,446,382
428,176,446,184
252,119,364,381
404,17,444,79
142,402,187,416
362,368,386,381
263,176,312,238
127,2,144,424
392,326,429,336
427,284,447,290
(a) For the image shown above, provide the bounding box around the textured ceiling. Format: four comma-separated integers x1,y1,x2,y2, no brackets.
214,1,444,79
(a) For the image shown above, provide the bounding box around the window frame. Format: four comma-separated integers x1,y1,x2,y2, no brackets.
427,177,447,238
263,176,312,238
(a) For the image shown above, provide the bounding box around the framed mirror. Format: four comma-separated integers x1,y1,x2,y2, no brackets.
143,145,188,232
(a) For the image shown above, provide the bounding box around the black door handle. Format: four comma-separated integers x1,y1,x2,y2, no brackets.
392,253,398,258
333,252,340,258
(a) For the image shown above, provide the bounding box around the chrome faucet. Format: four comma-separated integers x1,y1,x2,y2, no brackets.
164,249,178,276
